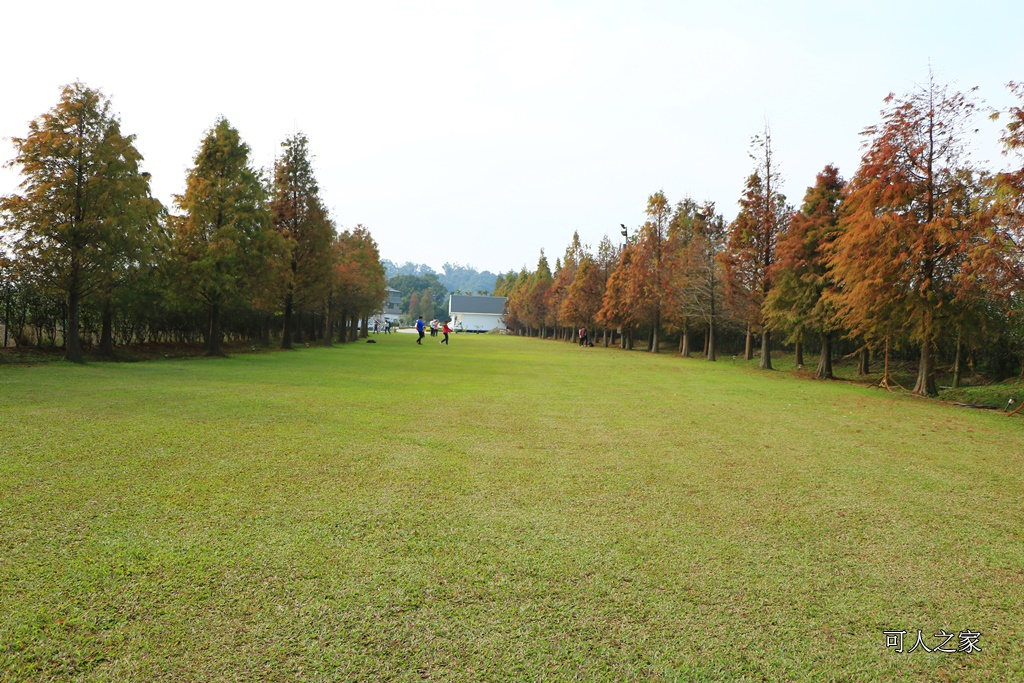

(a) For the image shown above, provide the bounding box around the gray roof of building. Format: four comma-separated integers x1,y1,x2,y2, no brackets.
448,295,506,315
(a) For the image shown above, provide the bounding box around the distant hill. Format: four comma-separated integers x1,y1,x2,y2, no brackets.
383,260,498,296
383,260,437,278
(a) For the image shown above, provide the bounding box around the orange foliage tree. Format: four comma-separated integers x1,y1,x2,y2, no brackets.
829,77,984,395
640,191,671,352
525,251,554,337
723,127,789,369
664,200,728,360
561,253,606,335
990,82,1024,299
546,233,585,341
331,225,386,343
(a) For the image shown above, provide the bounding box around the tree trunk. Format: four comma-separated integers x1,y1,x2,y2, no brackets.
65,272,83,363
338,308,348,343
323,299,333,347
816,332,833,379
952,333,962,389
795,338,803,367
360,316,369,338
207,303,224,356
651,314,660,353
680,319,690,357
707,320,716,361
858,347,870,375
294,310,305,344
99,297,114,358
744,325,753,361
759,329,772,370
912,341,938,396
282,292,294,349
261,313,271,347
2,287,8,348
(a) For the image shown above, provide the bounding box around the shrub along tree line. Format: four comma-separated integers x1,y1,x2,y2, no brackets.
0,83,387,361
496,78,1024,396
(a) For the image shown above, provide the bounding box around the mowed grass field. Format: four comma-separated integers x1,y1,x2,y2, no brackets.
1,333,1022,682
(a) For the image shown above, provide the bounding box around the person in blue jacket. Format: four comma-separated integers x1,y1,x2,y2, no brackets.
415,316,425,345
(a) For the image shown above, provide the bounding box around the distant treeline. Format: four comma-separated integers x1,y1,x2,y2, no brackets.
384,260,498,297
496,78,1024,396
0,83,387,360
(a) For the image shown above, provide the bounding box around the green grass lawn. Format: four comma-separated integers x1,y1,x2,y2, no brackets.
1,334,1022,681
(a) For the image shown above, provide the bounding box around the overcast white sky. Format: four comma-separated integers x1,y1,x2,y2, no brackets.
2,0,1021,274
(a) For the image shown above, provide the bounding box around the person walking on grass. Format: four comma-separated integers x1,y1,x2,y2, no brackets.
415,316,425,344
579,325,588,347
439,320,452,346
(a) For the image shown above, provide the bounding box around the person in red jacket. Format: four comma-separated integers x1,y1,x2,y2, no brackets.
440,320,452,345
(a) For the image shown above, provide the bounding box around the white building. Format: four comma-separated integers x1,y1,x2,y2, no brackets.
448,295,506,333
381,288,403,323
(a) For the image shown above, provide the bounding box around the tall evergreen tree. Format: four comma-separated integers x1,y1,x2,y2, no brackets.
174,118,278,356
723,126,789,369
665,200,727,361
547,233,585,340
641,191,671,352
765,164,846,378
594,235,622,347
525,251,553,337
0,83,161,361
271,133,335,349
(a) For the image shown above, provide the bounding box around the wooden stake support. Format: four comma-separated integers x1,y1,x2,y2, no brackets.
876,335,892,389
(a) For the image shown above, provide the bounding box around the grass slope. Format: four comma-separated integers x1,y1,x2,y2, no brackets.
1,334,1022,682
